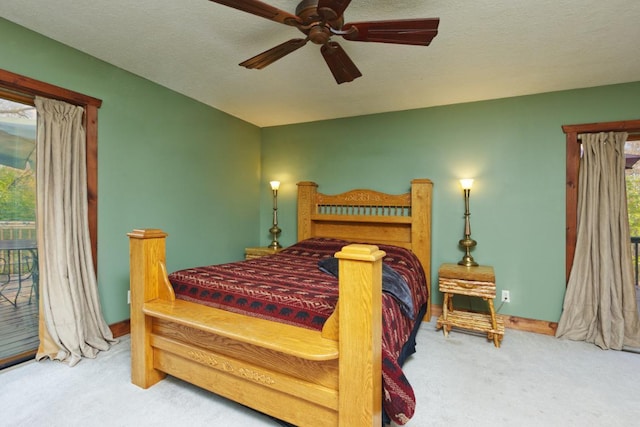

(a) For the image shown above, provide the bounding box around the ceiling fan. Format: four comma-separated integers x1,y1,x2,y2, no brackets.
208,0,440,84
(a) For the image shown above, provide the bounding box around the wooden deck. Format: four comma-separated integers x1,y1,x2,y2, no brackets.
0,278,38,369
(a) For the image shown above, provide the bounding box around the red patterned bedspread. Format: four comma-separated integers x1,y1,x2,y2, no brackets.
168,238,428,425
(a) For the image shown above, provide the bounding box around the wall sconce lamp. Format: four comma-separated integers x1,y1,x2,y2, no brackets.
458,179,478,267
268,180,282,249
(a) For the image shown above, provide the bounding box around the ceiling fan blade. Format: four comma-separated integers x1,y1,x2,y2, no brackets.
317,0,352,21
239,38,308,69
320,42,362,84
342,18,440,46
208,0,302,26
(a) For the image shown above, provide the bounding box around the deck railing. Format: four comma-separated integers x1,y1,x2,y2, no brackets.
3,225,640,283
0,221,36,241
0,222,36,276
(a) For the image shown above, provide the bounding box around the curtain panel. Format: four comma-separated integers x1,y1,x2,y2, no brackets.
556,131,640,349
34,96,114,366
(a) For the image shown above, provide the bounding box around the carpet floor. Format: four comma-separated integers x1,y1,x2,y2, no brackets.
1,319,638,426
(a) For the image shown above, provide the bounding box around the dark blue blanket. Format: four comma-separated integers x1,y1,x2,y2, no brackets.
317,257,415,320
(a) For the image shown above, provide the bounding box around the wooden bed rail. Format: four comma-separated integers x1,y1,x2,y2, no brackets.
128,229,386,426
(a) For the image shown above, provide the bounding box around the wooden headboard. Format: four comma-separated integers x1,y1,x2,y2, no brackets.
297,179,433,319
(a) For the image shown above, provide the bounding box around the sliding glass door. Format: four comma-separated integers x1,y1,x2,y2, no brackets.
0,97,38,369
625,137,640,316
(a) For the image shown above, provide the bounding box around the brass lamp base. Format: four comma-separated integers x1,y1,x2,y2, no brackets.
458,237,478,267
269,224,282,249
458,254,478,267
268,241,282,250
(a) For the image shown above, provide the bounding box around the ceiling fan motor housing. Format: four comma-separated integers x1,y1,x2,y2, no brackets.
296,0,343,44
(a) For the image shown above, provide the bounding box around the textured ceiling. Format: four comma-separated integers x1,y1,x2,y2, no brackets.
1,1,639,127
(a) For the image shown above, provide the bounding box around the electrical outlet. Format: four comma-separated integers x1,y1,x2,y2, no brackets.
127,290,131,305
501,290,510,303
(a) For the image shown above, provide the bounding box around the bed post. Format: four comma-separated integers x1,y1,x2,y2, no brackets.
128,228,168,388
411,178,433,320
335,244,385,427
297,181,318,240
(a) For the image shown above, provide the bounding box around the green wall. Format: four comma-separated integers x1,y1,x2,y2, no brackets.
3,16,640,327
260,82,640,322
0,18,262,324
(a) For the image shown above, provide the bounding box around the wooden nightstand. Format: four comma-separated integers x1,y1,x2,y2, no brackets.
244,246,284,260
436,263,504,347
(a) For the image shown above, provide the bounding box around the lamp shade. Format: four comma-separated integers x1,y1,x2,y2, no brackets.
459,179,474,190
270,180,280,191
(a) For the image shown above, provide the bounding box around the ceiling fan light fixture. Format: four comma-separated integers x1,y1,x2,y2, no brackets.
309,25,331,45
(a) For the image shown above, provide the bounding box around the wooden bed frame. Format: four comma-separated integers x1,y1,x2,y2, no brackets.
128,179,432,426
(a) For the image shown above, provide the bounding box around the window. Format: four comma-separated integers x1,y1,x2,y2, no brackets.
0,68,101,269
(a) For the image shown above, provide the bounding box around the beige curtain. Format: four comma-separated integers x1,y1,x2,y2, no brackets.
34,96,115,366
556,131,640,349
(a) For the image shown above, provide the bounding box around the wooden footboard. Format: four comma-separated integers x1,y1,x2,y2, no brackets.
129,229,385,426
